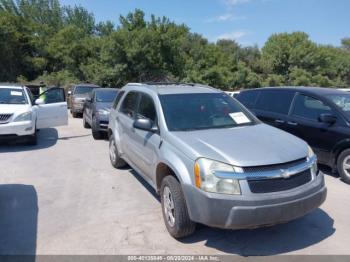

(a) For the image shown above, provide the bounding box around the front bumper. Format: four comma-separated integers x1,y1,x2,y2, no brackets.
94,115,109,132
183,172,326,229
0,121,35,137
71,102,85,113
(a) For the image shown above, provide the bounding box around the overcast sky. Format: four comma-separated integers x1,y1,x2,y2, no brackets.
60,0,350,47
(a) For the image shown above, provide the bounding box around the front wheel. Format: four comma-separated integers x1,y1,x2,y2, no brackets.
92,116,102,139
337,149,350,184
109,135,127,168
27,130,37,146
83,113,90,129
160,176,196,238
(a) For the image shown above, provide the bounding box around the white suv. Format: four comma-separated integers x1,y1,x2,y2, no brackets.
0,85,68,145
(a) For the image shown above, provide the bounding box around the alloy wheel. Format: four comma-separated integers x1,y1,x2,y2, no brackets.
163,186,175,227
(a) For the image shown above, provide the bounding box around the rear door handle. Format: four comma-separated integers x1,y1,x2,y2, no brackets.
116,116,119,122
287,121,298,126
275,119,285,124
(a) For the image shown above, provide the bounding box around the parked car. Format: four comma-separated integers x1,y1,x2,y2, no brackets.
0,85,68,145
67,84,100,118
83,88,119,139
236,86,350,184
107,83,326,238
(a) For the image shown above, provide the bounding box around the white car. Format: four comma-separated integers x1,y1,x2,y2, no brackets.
0,85,68,145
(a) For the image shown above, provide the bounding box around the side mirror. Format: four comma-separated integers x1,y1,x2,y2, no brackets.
133,118,158,132
319,113,337,124
35,98,45,105
85,97,92,103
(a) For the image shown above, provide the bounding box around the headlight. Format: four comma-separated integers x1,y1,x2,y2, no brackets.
307,146,318,175
307,146,315,158
97,109,109,116
194,158,241,195
13,111,32,122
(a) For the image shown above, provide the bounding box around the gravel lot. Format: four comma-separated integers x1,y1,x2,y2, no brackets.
0,114,350,256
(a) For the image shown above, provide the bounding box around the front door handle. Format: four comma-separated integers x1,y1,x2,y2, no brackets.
275,119,285,124
287,121,298,126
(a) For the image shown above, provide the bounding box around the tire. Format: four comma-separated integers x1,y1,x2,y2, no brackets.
92,116,103,140
83,113,90,128
92,129,102,140
160,176,196,238
109,135,127,168
337,149,350,184
27,130,37,146
72,111,78,118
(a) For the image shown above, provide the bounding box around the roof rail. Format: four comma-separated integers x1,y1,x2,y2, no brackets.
126,83,143,86
143,82,197,86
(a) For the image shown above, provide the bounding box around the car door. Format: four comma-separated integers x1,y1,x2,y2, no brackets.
286,93,340,163
35,88,68,129
117,91,140,159
130,93,161,178
254,89,296,131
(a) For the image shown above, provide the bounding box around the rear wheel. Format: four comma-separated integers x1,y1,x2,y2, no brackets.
337,149,350,184
109,135,127,168
160,176,196,238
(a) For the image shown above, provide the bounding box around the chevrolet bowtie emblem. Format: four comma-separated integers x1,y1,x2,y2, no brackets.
281,169,291,179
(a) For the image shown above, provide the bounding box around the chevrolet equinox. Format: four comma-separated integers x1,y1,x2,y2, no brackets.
108,83,327,238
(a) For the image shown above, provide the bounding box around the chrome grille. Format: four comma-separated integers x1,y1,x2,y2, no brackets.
0,114,12,124
248,169,312,193
242,158,307,173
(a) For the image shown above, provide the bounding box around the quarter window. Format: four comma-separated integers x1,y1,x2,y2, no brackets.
292,94,332,121
138,94,157,122
255,90,295,115
119,91,139,118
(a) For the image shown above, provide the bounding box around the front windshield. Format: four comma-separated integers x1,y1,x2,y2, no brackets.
74,86,96,95
328,94,350,118
159,93,256,131
0,88,27,104
96,90,118,103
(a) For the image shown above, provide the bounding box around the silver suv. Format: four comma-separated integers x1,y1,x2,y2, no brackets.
108,83,327,238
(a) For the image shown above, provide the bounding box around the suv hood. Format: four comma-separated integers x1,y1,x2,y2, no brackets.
96,102,113,111
169,124,308,167
0,104,31,114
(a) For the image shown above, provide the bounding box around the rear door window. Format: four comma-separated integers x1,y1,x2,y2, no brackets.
255,90,295,115
237,91,259,109
119,91,139,118
292,94,332,121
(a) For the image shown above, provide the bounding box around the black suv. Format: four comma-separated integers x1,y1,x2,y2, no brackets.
236,87,350,184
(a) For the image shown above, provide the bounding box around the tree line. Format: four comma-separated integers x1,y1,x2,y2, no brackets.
1,0,350,90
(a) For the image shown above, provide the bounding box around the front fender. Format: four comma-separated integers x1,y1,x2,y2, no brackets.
156,141,195,187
